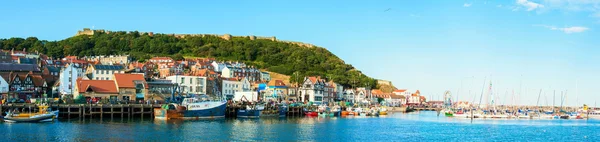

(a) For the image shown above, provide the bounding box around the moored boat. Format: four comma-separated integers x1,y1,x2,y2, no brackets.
3,105,58,123
154,96,227,120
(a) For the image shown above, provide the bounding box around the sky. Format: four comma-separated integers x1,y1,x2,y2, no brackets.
1,0,599,106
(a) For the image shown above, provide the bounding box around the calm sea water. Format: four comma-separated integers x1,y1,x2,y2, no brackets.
1,111,599,142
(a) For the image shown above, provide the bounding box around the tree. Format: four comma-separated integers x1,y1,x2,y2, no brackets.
0,30,379,87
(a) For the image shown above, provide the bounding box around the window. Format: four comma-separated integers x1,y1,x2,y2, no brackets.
196,86,200,93
189,86,193,92
181,78,184,84
315,96,323,101
190,78,192,84
96,70,99,74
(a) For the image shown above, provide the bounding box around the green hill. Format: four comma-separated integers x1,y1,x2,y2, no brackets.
0,29,377,88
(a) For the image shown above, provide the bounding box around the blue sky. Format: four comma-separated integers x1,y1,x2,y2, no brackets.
1,0,598,106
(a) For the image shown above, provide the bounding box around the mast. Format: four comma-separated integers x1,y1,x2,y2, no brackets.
477,77,487,109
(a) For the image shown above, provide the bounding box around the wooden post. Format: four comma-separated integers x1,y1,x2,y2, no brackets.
111,104,114,119
68,104,71,119
100,104,103,119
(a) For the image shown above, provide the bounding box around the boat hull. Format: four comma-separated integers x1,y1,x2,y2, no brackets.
4,114,55,123
154,102,227,120
305,112,318,117
237,109,262,118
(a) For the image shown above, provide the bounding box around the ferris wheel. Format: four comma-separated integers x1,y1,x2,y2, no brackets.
443,90,452,107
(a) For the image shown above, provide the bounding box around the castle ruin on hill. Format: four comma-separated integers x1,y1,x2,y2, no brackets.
75,28,316,48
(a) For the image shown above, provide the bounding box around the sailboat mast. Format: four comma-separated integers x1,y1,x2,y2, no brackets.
478,77,487,109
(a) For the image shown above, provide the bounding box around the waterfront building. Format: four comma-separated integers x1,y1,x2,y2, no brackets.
406,90,423,106
58,64,84,95
355,88,370,104
147,79,176,101
222,77,242,100
343,89,356,103
298,76,325,104
331,81,344,101
0,75,8,96
3,72,48,100
166,75,207,96
87,64,125,80
74,78,119,101
266,80,287,101
114,73,148,101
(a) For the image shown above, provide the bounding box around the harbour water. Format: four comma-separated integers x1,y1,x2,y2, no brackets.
1,111,599,141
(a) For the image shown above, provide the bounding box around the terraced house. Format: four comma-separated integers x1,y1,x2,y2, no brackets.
298,76,325,104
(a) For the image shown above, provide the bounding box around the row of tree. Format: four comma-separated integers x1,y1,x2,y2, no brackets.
0,31,377,89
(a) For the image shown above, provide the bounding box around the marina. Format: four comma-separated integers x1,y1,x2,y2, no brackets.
1,111,599,141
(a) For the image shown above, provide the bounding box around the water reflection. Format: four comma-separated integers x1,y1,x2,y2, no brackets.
1,112,600,141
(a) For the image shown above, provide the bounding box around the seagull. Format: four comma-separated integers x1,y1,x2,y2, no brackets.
384,8,391,12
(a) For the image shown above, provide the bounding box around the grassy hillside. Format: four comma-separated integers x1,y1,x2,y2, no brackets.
0,30,377,88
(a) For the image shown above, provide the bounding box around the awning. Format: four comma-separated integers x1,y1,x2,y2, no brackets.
136,93,144,98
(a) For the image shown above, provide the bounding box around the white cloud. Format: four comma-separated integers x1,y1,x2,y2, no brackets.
517,0,544,11
534,25,589,34
409,14,421,18
463,3,472,7
497,5,503,7
561,26,589,33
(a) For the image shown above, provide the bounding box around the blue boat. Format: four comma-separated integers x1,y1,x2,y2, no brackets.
237,105,263,118
154,97,227,120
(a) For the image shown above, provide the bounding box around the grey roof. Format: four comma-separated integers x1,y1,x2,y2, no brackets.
46,66,60,72
0,63,41,72
19,57,37,64
94,65,124,70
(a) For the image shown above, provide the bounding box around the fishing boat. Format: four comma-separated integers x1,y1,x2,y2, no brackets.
238,105,264,118
154,95,227,120
4,105,58,123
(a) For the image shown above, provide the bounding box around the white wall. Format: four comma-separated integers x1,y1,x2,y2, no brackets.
92,70,124,80
59,64,80,95
222,79,241,99
166,75,206,95
0,75,8,93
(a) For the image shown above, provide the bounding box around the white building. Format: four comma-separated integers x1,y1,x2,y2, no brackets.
59,64,84,95
298,76,325,104
222,78,242,100
88,65,125,80
166,75,206,96
211,61,226,72
221,67,234,78
355,88,369,103
343,89,356,103
0,75,8,94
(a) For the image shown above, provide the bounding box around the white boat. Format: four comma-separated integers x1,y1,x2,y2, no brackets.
587,111,600,119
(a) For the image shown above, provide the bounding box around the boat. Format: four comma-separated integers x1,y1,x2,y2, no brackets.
258,104,287,118
154,95,227,120
379,107,388,115
341,111,350,116
444,111,454,117
305,111,318,117
238,105,263,118
588,110,600,119
331,106,341,117
4,105,58,123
